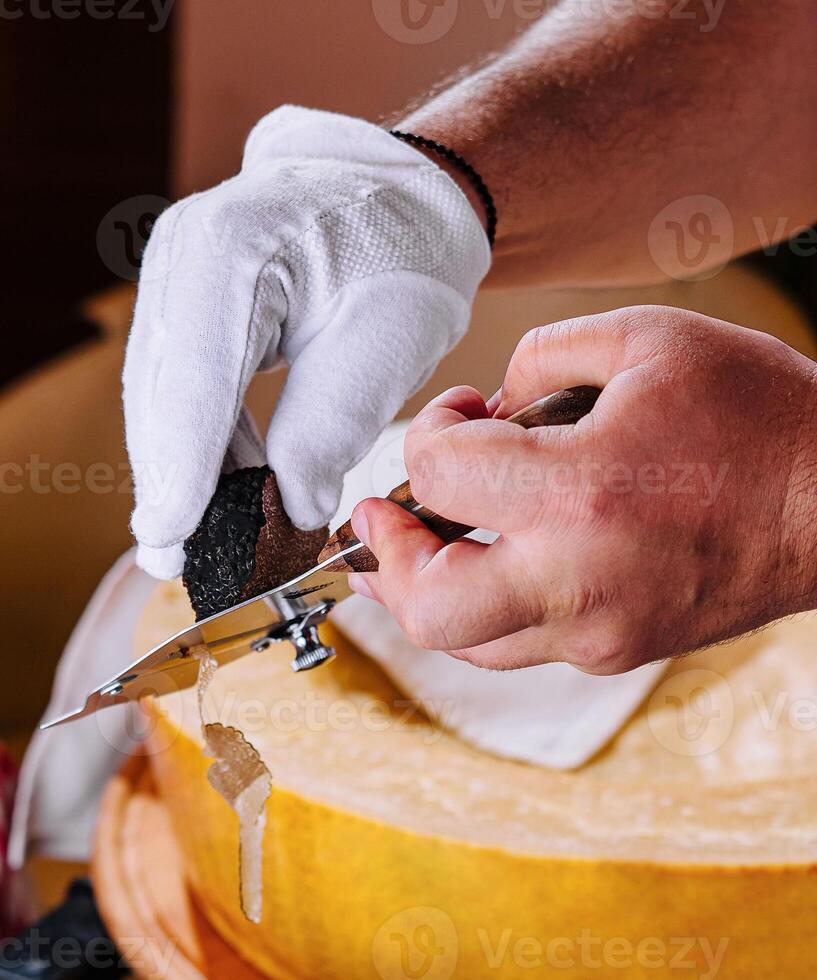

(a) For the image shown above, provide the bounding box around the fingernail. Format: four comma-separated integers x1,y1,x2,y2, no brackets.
348,573,376,600
486,387,504,414
351,505,370,546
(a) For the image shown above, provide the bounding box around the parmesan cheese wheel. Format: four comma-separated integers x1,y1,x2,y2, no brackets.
140,581,817,980
133,267,817,977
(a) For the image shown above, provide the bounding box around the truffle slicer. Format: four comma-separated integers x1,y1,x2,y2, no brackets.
41,385,601,730
40,553,357,729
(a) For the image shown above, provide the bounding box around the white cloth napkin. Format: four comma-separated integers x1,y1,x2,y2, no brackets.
8,552,156,867
11,423,665,864
331,422,666,770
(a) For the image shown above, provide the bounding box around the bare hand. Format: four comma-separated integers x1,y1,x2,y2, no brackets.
348,306,817,673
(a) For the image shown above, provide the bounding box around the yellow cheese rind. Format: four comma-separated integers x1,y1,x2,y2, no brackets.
141,581,817,979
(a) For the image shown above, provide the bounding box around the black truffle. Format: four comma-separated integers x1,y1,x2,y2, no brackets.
182,467,269,620
183,467,328,621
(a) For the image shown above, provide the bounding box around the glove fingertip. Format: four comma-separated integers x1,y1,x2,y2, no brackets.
274,470,341,534
136,543,185,581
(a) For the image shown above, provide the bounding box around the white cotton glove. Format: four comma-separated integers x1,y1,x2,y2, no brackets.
124,105,490,579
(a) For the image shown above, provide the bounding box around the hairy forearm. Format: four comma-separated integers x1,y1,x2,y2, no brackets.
400,0,817,288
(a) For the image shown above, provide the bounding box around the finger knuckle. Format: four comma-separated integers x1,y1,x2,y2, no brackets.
570,580,616,619
553,484,619,536
456,647,512,671
572,629,630,674
515,325,548,360
515,321,563,365
582,485,620,529
606,304,676,350
612,304,671,330
572,615,650,674
505,326,553,388
406,441,469,518
404,440,441,506
397,591,446,651
518,319,574,354
753,329,796,365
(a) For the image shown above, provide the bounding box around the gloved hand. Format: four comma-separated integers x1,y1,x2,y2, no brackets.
123,105,490,579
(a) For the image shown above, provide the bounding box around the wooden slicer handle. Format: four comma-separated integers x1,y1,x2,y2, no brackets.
317,385,602,574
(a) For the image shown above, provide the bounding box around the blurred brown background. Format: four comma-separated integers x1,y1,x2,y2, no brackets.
2,0,815,737
0,0,519,734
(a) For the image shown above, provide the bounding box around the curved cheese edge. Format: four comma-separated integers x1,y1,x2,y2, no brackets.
139,580,817,866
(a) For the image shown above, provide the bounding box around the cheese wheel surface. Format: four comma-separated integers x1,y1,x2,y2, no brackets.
141,581,817,979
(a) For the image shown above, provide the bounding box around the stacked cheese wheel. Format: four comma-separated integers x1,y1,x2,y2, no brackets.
139,580,817,980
